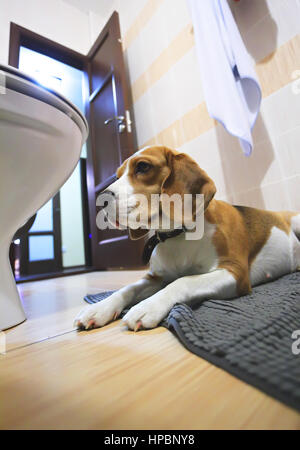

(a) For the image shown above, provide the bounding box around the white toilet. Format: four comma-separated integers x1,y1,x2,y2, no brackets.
0,64,88,330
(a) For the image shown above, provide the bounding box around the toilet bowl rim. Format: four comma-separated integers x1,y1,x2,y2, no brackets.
0,64,88,141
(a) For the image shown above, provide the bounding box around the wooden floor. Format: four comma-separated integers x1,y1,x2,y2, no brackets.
1,271,299,430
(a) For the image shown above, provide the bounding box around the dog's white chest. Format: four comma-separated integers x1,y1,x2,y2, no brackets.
149,223,218,282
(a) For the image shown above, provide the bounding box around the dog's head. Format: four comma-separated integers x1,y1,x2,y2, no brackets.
101,146,216,239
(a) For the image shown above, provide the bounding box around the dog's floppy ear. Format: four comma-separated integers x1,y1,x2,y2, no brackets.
162,149,216,211
129,228,149,240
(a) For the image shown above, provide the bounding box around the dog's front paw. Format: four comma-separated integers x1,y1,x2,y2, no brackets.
122,299,167,331
74,294,124,330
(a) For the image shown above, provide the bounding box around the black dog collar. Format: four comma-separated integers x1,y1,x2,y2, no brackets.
142,229,185,264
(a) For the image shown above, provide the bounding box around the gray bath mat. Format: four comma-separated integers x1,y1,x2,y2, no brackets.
84,272,300,412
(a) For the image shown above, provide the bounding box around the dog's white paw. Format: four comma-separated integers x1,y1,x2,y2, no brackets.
122,298,167,331
74,294,124,330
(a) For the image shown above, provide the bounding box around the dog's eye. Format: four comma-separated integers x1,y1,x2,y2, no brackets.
135,161,152,174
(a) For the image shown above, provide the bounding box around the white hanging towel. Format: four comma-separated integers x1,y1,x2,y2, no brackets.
187,0,261,156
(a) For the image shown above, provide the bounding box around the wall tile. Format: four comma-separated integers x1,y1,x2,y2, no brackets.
172,47,204,118
245,139,283,189
123,0,165,50
261,180,292,210
117,0,149,37
230,0,277,36
259,82,300,139
159,0,191,42
273,0,300,51
243,12,279,64
149,69,180,136
234,0,300,64
133,90,157,147
136,2,170,74
274,126,300,179
233,187,266,209
131,23,194,103
233,179,292,211
126,35,149,85
285,176,300,211
179,128,222,171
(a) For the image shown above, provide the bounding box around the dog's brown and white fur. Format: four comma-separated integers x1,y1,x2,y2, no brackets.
75,146,300,331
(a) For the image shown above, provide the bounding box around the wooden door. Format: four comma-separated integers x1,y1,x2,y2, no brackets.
86,12,144,269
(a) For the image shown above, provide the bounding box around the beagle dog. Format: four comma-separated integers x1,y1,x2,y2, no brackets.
75,146,300,331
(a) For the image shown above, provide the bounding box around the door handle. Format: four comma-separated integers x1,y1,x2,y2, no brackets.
104,115,127,134
104,115,124,126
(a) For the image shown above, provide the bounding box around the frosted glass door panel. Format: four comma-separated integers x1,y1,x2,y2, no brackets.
29,235,54,262
30,200,53,232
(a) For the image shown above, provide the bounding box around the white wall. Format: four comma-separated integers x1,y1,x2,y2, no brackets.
0,0,92,64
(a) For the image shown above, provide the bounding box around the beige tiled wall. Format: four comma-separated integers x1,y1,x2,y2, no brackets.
105,0,300,212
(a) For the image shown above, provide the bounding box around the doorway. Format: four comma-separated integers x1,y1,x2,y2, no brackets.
9,13,145,278
17,46,89,277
